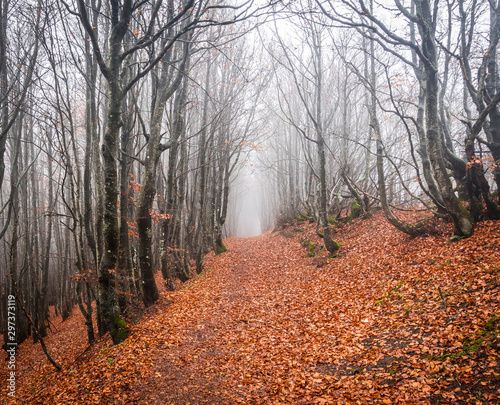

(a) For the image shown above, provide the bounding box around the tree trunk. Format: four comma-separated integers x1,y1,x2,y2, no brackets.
314,36,339,254
195,58,212,273
136,34,190,306
38,136,53,338
117,90,136,312
415,0,473,237
0,0,7,191
83,6,100,268
100,83,127,343
318,139,339,254
486,2,500,191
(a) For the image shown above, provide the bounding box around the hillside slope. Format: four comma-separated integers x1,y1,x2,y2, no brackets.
2,212,500,404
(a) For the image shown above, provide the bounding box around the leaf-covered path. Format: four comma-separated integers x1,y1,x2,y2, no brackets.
5,213,500,404
129,233,320,404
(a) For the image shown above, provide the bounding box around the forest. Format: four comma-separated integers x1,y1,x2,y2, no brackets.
1,0,500,402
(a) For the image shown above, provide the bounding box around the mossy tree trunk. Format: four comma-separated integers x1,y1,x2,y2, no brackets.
100,90,126,343
118,91,136,312
136,7,191,308
312,28,339,255
195,58,212,274
415,0,473,237
76,0,132,344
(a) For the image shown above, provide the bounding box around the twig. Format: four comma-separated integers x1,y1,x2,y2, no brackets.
72,344,93,364
438,287,447,312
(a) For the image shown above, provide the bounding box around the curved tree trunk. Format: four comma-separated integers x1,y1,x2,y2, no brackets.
424,73,473,236
367,28,425,236
415,0,473,237
376,137,425,235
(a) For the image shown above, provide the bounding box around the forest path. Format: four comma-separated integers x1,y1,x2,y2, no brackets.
129,215,500,404
11,213,500,404
135,232,308,404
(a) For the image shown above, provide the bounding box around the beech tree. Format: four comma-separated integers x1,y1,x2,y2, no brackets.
66,0,264,342
268,16,340,253
0,0,41,237
312,0,500,237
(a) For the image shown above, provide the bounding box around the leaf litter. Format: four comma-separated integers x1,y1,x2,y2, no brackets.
2,212,500,404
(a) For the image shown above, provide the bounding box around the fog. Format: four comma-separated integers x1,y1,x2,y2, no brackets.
224,151,274,238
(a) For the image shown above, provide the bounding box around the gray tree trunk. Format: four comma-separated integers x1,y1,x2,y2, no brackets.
415,0,473,237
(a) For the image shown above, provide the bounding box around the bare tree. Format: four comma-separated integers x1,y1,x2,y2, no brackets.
269,16,340,253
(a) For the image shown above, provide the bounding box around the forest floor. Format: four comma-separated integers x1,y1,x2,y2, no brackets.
2,211,500,404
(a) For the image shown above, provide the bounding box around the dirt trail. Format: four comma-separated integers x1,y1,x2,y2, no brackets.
135,234,304,404
128,217,500,404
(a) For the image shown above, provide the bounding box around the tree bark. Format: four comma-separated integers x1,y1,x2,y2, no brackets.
195,58,212,273
415,0,473,237
38,136,53,338
136,35,190,307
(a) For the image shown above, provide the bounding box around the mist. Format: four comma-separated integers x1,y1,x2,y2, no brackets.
224,151,275,238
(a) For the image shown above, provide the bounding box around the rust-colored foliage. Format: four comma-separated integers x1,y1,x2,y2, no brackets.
2,212,499,404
